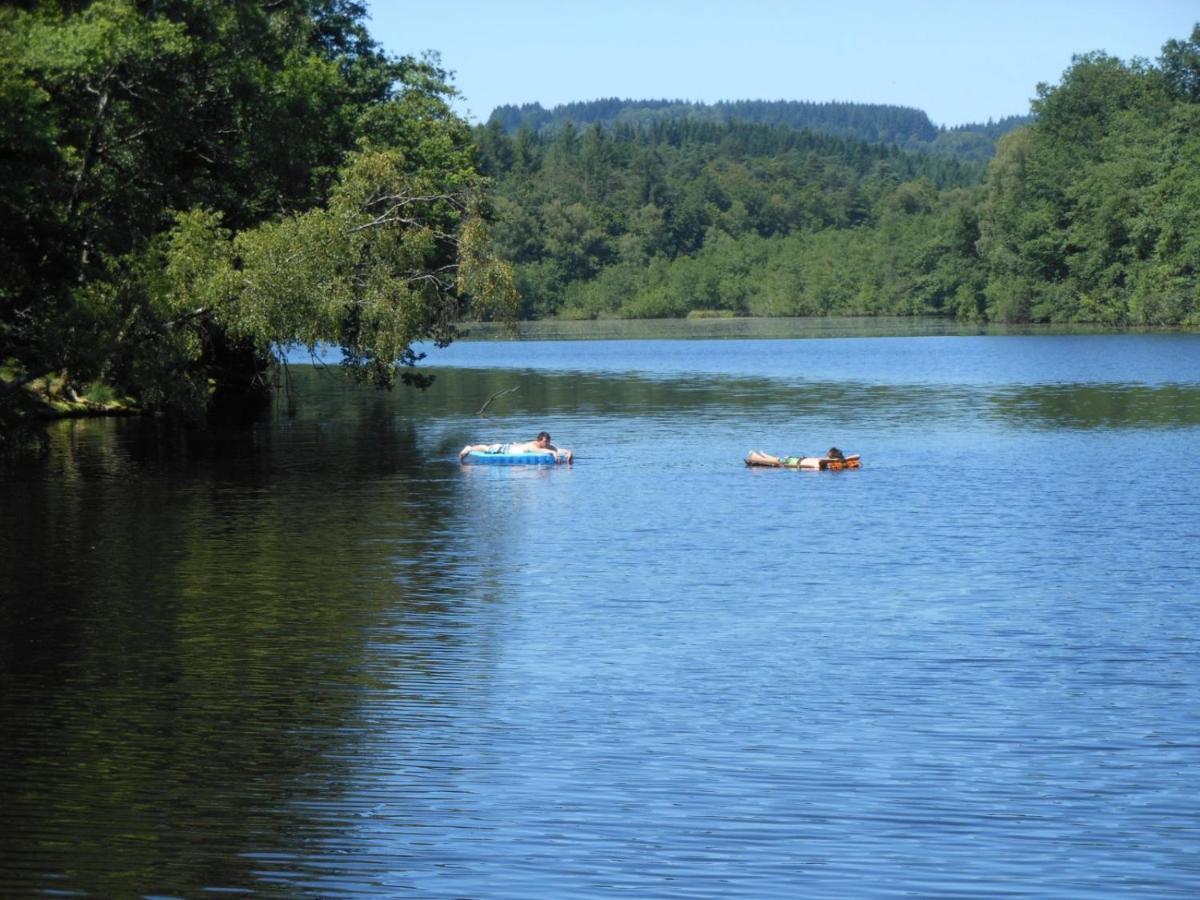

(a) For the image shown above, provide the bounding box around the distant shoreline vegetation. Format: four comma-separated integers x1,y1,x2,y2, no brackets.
451,316,1198,344
475,40,1200,327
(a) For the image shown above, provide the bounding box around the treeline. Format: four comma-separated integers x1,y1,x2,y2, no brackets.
478,30,1200,325
487,98,1033,161
0,0,514,425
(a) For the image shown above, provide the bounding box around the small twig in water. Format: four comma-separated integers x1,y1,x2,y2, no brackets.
478,386,519,416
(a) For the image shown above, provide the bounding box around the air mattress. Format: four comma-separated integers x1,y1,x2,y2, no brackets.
461,449,559,465
745,454,862,470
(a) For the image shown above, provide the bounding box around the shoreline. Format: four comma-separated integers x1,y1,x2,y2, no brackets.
0,373,140,428
8,320,1198,429
455,315,1200,342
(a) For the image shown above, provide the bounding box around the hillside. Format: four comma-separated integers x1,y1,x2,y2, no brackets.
487,98,1033,162
474,116,990,319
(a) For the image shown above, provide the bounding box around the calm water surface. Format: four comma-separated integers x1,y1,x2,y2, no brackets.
2,332,1200,897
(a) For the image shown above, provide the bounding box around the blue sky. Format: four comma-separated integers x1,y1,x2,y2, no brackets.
365,1,1198,127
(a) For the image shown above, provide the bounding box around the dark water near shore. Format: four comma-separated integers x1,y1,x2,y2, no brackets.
2,332,1200,897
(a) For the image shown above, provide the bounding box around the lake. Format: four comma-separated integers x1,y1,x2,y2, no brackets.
2,328,1199,897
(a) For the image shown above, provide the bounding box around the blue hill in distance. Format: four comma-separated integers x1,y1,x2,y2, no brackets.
487,98,1032,162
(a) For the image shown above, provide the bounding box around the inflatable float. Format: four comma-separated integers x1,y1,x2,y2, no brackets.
461,448,560,466
745,453,862,470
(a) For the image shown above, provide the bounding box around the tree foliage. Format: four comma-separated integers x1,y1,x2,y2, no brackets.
163,149,515,394
1,0,514,421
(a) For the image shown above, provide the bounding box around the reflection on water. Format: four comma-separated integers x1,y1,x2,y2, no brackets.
417,368,1200,432
3,335,1200,897
988,383,1200,430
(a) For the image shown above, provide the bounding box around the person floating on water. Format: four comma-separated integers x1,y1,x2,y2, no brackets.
459,431,573,464
745,446,860,470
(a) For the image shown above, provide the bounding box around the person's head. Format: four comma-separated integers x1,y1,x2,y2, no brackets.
536,431,552,446
827,447,844,460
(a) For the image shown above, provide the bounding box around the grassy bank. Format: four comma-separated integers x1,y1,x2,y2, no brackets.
1,364,139,424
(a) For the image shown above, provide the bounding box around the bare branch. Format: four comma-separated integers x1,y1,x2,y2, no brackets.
478,386,519,416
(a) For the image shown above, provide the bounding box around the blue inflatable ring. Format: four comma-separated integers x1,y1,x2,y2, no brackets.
462,449,558,466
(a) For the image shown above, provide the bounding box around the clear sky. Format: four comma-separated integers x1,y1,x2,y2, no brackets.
364,1,1197,127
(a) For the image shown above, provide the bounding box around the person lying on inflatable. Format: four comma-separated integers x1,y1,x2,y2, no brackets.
745,446,860,470
459,431,573,464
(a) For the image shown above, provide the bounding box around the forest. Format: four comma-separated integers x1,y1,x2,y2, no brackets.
478,37,1200,325
1,1,1198,428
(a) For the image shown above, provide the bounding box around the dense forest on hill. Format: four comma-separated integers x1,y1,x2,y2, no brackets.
487,98,1033,161
478,31,1200,325
474,119,987,318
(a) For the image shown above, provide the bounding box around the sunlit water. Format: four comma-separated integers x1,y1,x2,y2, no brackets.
2,332,1199,897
